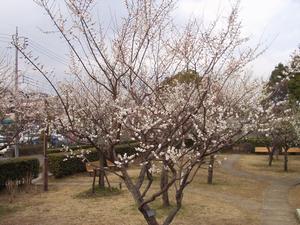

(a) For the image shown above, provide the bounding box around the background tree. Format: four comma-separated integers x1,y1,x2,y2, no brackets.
0,51,48,154
260,47,300,168
288,49,300,102
267,48,300,103
266,63,289,102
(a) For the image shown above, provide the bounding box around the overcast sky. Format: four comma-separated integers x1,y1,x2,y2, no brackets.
0,0,299,92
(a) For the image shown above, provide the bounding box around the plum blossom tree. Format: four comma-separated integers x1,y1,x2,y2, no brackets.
258,49,300,171
16,0,264,224
0,53,12,122
0,53,16,152
0,52,48,154
257,103,297,171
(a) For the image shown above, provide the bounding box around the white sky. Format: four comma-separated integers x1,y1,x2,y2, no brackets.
0,0,299,92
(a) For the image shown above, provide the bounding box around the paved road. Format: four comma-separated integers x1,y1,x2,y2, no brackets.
222,154,299,225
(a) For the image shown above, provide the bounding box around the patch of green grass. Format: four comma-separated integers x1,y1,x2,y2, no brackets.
0,205,22,218
74,186,122,199
126,200,184,219
148,201,187,219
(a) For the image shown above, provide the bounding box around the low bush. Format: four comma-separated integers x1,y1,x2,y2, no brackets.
48,143,139,178
47,148,62,154
0,157,40,189
18,144,43,156
115,142,138,156
240,137,272,147
48,149,99,178
231,137,272,153
74,186,121,199
47,145,93,155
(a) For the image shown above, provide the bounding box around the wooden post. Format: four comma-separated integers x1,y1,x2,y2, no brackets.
207,155,215,184
42,125,49,191
92,169,96,193
284,148,288,172
98,151,105,188
160,162,170,207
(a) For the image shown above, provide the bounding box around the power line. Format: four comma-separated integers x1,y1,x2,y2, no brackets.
29,38,68,61
28,39,69,65
0,38,11,42
23,79,53,93
23,75,50,87
0,40,10,44
1,29,63,94
29,44,69,66
1,33,69,66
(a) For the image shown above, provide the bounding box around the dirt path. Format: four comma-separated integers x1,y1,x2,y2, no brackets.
222,154,299,225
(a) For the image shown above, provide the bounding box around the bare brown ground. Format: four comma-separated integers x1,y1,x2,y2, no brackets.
289,185,300,209
0,156,268,225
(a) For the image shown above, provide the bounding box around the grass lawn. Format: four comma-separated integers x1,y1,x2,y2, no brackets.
236,154,300,179
289,185,300,209
0,154,288,225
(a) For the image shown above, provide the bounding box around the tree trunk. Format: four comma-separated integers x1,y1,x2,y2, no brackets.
139,205,160,225
207,155,214,184
98,151,105,188
163,184,184,225
275,148,279,160
160,162,170,207
268,149,274,167
284,148,288,172
120,168,159,225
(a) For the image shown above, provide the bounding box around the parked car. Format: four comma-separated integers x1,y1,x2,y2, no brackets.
19,134,40,145
51,134,68,147
0,135,7,148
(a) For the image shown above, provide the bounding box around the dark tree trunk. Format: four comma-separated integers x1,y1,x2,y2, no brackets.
207,155,214,184
139,205,160,225
163,193,182,225
120,168,159,225
275,148,279,160
284,148,288,172
98,151,105,188
160,162,170,207
268,149,274,167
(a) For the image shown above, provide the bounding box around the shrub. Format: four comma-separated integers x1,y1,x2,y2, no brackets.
48,149,99,178
0,157,40,188
47,145,93,154
238,137,272,147
18,144,43,156
48,142,139,178
74,186,121,199
47,148,62,154
231,137,272,153
115,142,138,156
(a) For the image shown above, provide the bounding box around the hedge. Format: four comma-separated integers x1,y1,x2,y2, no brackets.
48,142,140,178
47,145,93,154
0,157,40,188
48,143,137,154
18,144,43,156
228,137,272,153
115,142,138,156
48,149,99,178
237,137,272,147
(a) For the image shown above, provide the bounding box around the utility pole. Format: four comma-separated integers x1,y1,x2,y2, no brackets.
14,26,19,94
14,26,19,158
42,125,49,192
43,99,51,192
